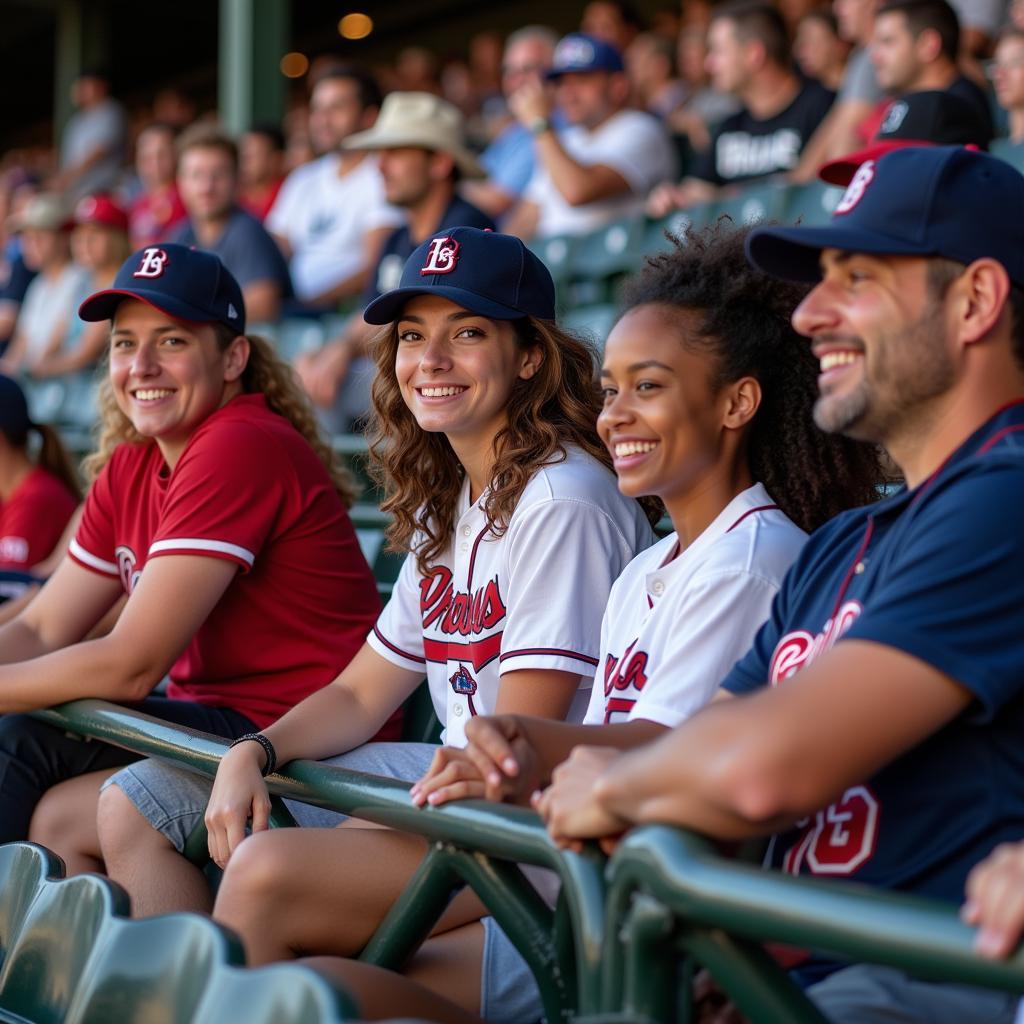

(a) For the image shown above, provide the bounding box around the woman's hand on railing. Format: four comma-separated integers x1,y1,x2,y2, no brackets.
409,745,487,807
963,841,1024,958
204,743,272,868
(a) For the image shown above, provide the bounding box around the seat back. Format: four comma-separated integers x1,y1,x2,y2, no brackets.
63,913,240,1024
0,843,62,973
0,871,127,1024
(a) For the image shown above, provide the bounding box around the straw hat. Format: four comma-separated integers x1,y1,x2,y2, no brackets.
343,91,485,179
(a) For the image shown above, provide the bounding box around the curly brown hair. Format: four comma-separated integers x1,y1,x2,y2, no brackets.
367,315,658,574
619,222,886,532
85,328,357,505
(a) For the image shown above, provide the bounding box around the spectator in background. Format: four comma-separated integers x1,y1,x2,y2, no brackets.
127,123,186,250
869,0,993,136
626,31,690,118
32,194,130,379
506,33,676,240
0,375,80,578
581,0,645,52
466,26,558,221
238,125,286,223
0,195,89,376
649,3,833,212
267,67,401,312
668,24,742,155
295,92,494,432
393,47,443,94
795,10,853,90
791,0,885,180
994,28,1024,143
55,70,127,201
171,126,291,326
0,178,40,357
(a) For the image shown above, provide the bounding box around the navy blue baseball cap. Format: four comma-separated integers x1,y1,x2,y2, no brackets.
78,243,246,333
546,33,625,78
0,374,32,444
747,146,1024,287
363,226,557,324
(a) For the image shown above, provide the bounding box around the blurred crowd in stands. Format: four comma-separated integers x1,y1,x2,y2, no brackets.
0,0,1021,433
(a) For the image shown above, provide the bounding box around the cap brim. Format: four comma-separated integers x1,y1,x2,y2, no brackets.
363,285,538,325
78,288,228,325
745,223,934,282
818,140,923,186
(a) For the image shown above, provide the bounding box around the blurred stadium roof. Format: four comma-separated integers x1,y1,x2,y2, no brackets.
0,0,646,149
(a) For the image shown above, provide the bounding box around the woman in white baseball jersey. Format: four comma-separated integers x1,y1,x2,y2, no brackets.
311,223,886,1022
97,226,654,952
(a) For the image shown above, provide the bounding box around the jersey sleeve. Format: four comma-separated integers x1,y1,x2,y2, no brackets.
68,456,120,579
498,497,637,678
630,570,782,727
149,419,286,571
366,550,427,672
582,603,614,725
841,459,1024,717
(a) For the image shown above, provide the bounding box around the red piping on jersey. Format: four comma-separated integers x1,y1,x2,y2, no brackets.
465,521,490,591
977,422,1024,454
647,504,781,609
828,516,874,622
726,504,781,532
373,626,426,665
499,647,600,667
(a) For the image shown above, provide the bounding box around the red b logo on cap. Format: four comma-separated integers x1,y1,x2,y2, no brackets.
835,161,875,216
420,236,460,276
133,247,169,278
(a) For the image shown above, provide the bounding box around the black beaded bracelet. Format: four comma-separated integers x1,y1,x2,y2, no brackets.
229,733,277,777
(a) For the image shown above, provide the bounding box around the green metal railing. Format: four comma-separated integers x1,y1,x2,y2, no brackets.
28,702,1024,1022
599,826,1024,1023
29,700,605,1023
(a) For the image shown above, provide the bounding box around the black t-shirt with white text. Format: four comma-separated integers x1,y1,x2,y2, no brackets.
693,79,834,185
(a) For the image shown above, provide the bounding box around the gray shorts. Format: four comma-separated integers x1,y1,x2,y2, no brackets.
807,963,1020,1024
105,742,542,1023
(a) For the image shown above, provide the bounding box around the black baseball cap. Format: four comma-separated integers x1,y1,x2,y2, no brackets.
747,146,1024,288
363,226,557,324
79,244,246,333
819,91,991,186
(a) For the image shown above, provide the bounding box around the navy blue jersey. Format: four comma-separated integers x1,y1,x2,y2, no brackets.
723,400,1024,906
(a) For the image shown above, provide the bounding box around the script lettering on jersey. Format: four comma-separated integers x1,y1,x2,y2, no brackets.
768,600,862,684
419,566,506,636
115,545,142,594
601,640,649,722
717,128,801,180
768,600,880,876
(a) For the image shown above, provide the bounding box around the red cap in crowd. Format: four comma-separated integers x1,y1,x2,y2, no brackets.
74,194,130,233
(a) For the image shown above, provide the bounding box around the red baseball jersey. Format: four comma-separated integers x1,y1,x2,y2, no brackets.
0,467,78,572
69,393,381,729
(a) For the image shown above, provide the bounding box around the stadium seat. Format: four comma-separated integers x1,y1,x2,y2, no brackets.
991,138,1024,174
783,181,844,226
642,203,716,255
563,303,620,350
0,870,128,1024
0,843,62,975
529,233,579,308
570,216,647,304
274,318,327,363
709,182,789,226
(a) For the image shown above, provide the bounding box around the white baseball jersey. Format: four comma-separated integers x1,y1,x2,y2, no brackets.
583,483,806,728
367,447,654,745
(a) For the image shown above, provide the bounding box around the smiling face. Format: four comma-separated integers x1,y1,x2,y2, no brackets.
792,250,956,441
109,299,248,467
598,305,733,505
393,294,540,446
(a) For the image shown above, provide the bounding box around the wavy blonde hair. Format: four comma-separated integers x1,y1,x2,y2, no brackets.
368,315,659,575
85,328,358,505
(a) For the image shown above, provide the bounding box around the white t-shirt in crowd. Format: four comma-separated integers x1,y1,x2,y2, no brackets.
18,263,92,366
525,109,677,238
584,483,806,728
266,153,402,302
368,447,655,746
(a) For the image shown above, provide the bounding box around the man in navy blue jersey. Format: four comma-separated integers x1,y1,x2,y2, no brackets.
534,145,1024,1023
